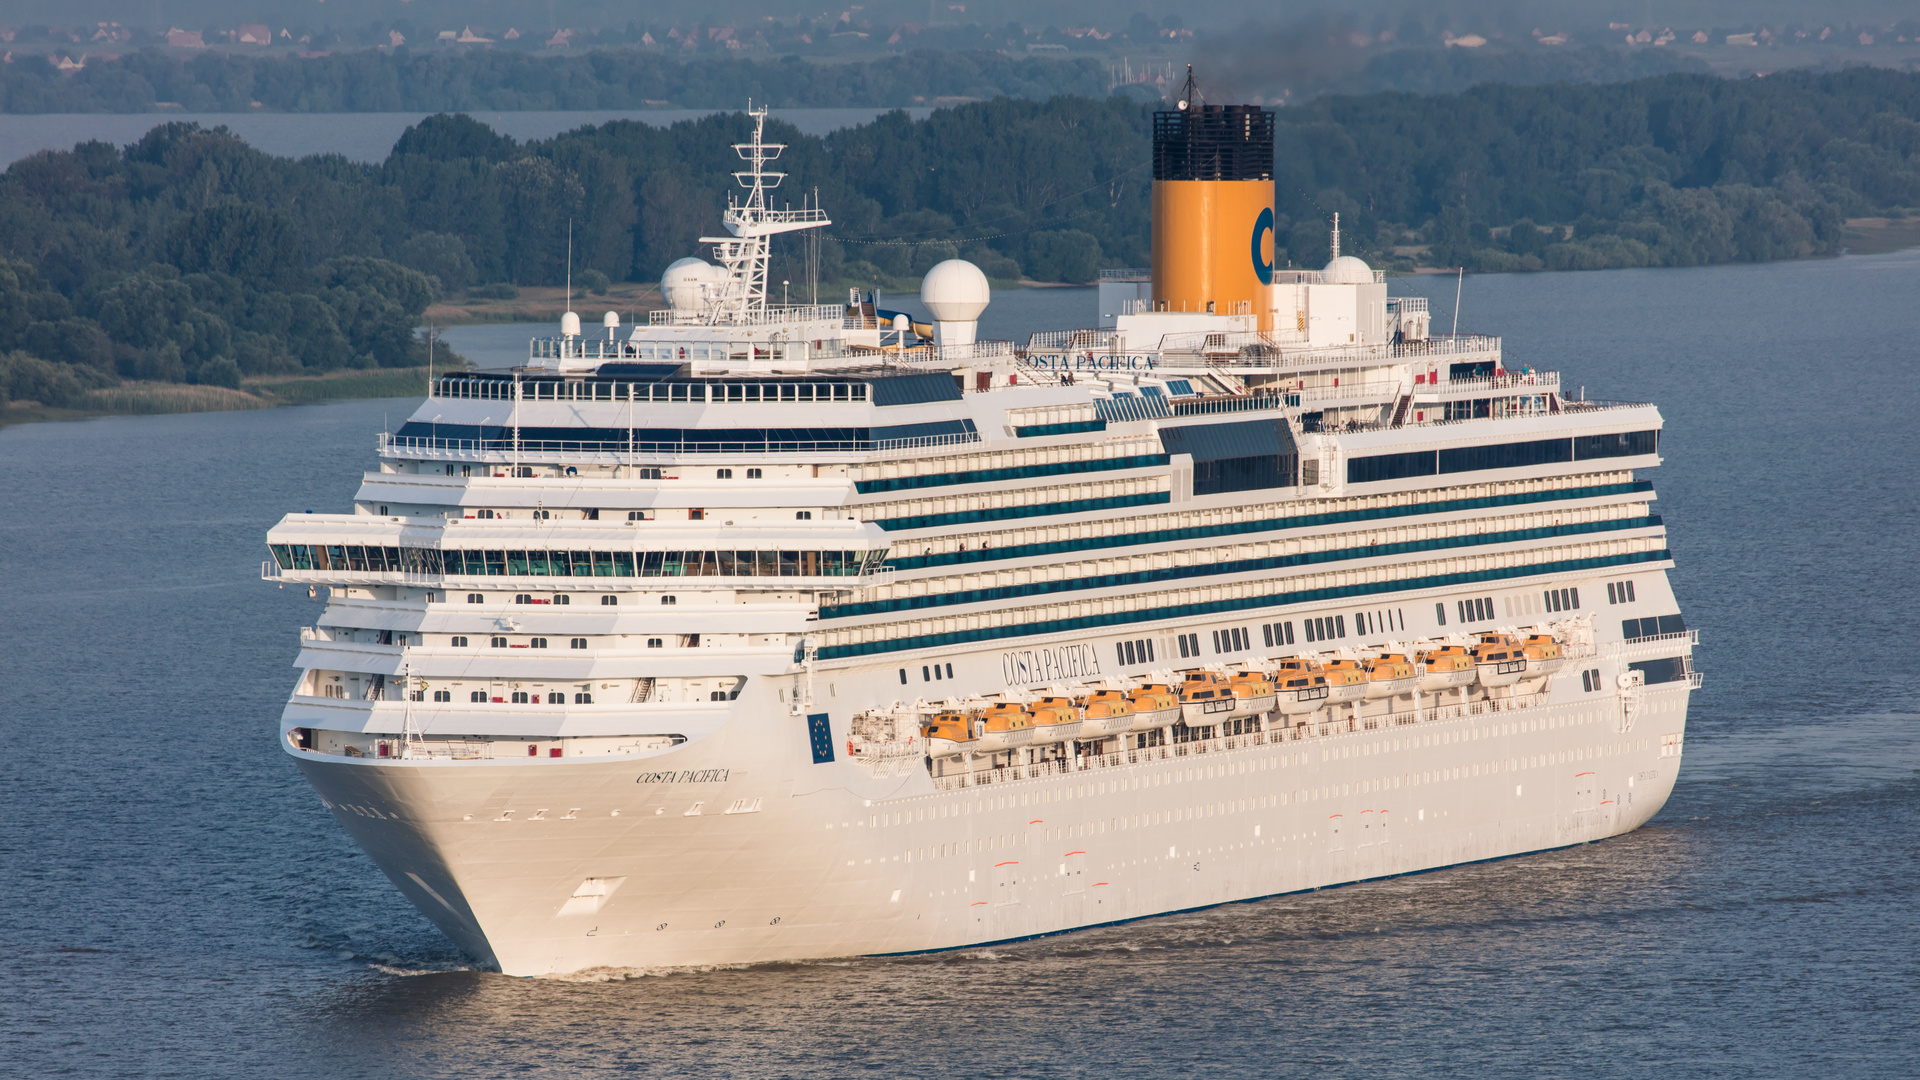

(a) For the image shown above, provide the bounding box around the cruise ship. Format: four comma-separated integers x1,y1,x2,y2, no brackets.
263,104,1696,976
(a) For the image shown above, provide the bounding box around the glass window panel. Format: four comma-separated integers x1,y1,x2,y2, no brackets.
611,552,635,576
270,545,293,569
480,550,504,575
661,551,684,576
505,550,530,575
819,550,842,576
800,551,820,577
380,547,399,571
443,550,466,575
345,546,368,572
779,550,800,576
716,551,737,576
640,551,663,576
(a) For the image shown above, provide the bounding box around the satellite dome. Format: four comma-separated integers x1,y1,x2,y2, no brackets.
662,257,723,312
920,259,991,323
1323,254,1375,285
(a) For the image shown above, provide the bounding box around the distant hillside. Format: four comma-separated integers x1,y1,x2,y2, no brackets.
4,68,1920,403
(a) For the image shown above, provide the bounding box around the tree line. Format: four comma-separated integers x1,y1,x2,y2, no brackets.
4,67,1920,401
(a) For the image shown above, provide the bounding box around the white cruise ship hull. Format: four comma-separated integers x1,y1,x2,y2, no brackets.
292,674,1688,976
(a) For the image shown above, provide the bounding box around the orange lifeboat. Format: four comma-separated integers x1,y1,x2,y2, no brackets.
976,703,1036,751
1179,671,1236,724
1363,653,1419,699
1075,688,1136,737
1472,633,1529,687
1126,683,1182,732
1320,659,1370,703
1027,696,1085,744
1521,633,1569,676
1417,645,1478,691
1272,659,1330,715
921,711,979,758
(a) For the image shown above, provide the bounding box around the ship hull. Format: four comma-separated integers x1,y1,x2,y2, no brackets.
292,678,1689,976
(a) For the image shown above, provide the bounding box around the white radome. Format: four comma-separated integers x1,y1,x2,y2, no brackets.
1323,254,1375,284
920,259,990,346
662,257,725,312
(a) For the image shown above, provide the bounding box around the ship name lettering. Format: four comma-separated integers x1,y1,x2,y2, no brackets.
1001,643,1103,687
635,768,731,784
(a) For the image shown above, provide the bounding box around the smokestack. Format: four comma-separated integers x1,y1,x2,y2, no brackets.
1150,69,1276,329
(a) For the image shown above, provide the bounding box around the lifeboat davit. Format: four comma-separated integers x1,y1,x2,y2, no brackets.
921,711,979,758
1472,633,1529,687
1521,633,1570,677
975,703,1036,751
1075,688,1136,737
1417,645,1478,691
1319,659,1371,703
1125,683,1183,731
1363,653,1419,699
1027,696,1085,744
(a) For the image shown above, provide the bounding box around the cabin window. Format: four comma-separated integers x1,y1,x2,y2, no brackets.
433,690,451,702
1435,602,1447,626
471,691,487,702
467,593,484,604
450,636,468,647
689,509,705,521
515,594,532,604
601,595,619,605
647,638,663,648
1261,621,1295,647
747,468,763,479
1176,632,1200,658
717,469,733,479
796,511,813,520
529,638,548,648
576,693,593,704
511,691,530,703
547,692,564,704
570,638,587,649
556,595,570,605
661,595,677,605
899,668,908,684
922,666,932,682
490,636,507,648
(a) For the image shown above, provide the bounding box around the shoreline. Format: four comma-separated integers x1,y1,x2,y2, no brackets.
8,237,1920,429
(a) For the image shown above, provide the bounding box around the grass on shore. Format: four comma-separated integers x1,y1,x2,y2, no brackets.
1,366,445,428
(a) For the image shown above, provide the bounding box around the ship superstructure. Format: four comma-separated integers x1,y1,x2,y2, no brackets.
264,104,1695,976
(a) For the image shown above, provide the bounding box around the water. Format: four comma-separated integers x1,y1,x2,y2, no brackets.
4,252,1920,1077
0,107,932,169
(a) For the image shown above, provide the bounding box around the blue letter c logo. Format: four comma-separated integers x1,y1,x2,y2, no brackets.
1251,207,1274,285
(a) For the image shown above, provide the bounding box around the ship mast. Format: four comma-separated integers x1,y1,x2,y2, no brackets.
699,104,832,324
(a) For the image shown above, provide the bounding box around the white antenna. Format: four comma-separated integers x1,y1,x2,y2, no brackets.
566,218,573,310
1451,266,1464,336
1330,212,1341,261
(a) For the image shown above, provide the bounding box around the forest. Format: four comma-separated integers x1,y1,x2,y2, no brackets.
4,66,1920,401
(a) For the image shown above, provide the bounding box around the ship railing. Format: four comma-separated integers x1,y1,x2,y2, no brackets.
1419,370,1561,396
646,304,844,327
929,690,1555,788
1098,267,1151,281
1027,328,1120,351
1151,333,1501,371
1168,393,1292,417
268,566,893,588
377,429,980,458
1611,630,1699,659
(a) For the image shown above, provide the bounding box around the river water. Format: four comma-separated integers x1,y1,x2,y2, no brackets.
0,107,933,168
3,252,1919,1077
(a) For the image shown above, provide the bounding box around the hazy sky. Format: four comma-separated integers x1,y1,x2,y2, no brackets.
18,0,1919,35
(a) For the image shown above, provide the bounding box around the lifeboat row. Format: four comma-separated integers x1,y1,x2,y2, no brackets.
914,629,1575,759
